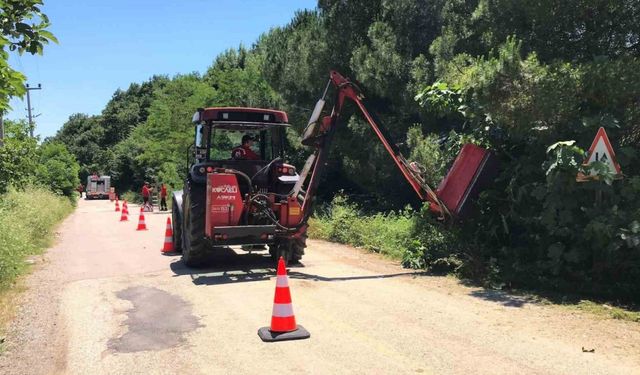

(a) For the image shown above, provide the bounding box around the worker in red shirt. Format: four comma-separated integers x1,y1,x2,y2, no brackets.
231,134,260,160
142,182,152,209
160,183,168,211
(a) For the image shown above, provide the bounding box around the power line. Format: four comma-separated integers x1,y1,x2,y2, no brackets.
25,83,42,138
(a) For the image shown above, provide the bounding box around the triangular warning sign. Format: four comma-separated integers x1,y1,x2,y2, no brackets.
584,127,622,175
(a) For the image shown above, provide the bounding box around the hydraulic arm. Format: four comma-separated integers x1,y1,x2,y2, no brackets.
292,70,453,222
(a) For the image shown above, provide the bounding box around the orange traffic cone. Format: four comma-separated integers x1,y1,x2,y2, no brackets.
115,199,120,212
161,217,174,253
136,207,148,231
119,208,128,222
258,257,310,342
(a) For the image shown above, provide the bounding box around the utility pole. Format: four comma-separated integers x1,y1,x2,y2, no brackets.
0,112,4,147
25,83,42,138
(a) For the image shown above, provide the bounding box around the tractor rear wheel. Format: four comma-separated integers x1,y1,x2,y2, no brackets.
171,198,183,253
181,182,209,267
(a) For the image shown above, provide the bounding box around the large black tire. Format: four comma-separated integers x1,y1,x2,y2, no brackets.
181,182,209,267
171,198,183,253
269,230,307,265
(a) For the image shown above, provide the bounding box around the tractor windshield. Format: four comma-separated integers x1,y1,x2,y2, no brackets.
195,125,285,162
210,129,281,161
191,107,290,164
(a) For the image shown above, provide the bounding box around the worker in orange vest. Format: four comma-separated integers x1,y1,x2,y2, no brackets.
160,183,168,211
142,182,152,209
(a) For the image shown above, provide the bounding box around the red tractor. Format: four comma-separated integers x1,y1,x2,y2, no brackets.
173,71,496,267
172,108,308,266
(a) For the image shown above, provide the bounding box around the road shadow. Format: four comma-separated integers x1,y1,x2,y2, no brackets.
467,284,640,313
287,270,428,283
468,289,540,308
169,249,428,286
169,248,276,285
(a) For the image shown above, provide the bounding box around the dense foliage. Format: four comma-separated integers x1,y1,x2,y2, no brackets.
51,0,640,300
0,120,79,198
0,0,56,111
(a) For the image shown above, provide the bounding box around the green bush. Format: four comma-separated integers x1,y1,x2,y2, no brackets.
0,187,74,290
310,195,413,259
416,38,640,300
0,120,37,194
309,195,472,277
35,141,80,198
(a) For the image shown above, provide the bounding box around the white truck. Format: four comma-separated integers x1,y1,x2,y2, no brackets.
85,175,111,200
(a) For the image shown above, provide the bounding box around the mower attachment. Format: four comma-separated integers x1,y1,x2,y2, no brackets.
435,144,498,218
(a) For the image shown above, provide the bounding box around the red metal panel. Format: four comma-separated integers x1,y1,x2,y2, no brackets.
437,144,492,217
285,197,302,227
205,173,243,237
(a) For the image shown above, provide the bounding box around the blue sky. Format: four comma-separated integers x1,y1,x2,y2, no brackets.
7,0,316,138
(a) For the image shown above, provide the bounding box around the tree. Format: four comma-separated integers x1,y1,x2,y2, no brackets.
0,119,37,193
53,113,104,181
100,76,169,146
431,0,640,73
419,3,640,297
35,141,80,197
0,0,57,111
121,74,216,191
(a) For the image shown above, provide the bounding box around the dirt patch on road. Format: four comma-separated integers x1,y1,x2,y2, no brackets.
108,286,201,353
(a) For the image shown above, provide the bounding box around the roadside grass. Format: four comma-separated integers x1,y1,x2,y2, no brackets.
572,300,640,322
463,286,640,323
308,197,640,324
0,187,74,342
308,196,413,260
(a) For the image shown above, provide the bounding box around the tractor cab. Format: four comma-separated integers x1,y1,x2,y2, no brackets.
190,107,298,196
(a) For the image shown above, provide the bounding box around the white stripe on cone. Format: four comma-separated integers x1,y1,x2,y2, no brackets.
272,303,294,318
165,236,172,242
276,276,289,287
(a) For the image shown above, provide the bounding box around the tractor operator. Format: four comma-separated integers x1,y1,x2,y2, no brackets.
231,134,259,160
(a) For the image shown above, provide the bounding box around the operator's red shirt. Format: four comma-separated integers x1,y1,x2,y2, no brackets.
231,145,259,160
142,185,150,198
160,185,167,198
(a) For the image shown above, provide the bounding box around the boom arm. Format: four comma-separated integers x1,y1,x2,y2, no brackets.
292,71,450,223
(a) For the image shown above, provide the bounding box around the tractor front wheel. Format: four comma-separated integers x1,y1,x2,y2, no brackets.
171,198,183,253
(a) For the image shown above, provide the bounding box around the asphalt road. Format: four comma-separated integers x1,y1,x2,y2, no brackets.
1,199,639,375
